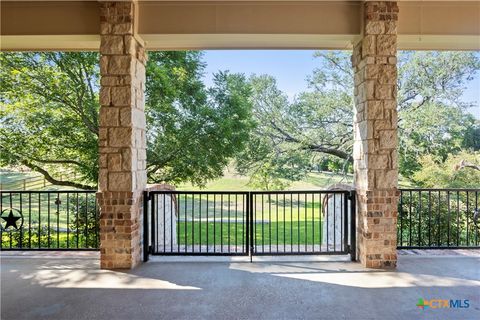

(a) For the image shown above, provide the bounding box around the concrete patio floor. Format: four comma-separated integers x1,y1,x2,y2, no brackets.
1,252,479,320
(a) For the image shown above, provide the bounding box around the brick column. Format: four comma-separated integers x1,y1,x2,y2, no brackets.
97,1,147,269
352,1,399,268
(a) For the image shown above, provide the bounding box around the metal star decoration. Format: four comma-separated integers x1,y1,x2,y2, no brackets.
1,208,22,230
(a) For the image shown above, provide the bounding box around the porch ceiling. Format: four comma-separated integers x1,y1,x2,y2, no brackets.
1,1,479,51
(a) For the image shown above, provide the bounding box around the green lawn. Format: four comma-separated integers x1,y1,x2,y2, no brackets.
175,220,325,246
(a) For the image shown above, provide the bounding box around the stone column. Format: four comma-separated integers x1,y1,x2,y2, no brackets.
352,1,399,268
97,1,147,269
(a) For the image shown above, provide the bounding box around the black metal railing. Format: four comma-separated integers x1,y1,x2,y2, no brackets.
0,191,99,250
145,190,356,259
397,189,480,249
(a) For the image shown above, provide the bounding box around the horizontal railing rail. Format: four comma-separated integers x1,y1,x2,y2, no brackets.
397,188,479,249
0,190,99,250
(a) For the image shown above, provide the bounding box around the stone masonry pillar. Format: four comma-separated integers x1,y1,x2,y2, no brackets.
97,1,147,269
352,1,399,268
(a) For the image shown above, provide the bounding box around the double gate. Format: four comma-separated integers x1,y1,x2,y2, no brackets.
143,190,356,261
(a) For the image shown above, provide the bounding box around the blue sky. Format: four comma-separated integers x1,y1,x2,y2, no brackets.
202,50,480,119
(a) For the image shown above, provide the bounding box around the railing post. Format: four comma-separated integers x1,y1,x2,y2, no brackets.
143,190,150,262
349,190,357,261
343,191,349,253
151,192,156,255
245,192,250,257
249,192,254,262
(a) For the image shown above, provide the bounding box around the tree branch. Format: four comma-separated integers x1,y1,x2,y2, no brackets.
21,161,96,190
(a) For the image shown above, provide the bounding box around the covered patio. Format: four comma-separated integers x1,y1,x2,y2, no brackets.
1,251,479,319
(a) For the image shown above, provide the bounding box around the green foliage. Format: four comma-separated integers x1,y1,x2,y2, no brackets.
235,75,314,189
1,52,100,189
412,151,480,188
146,52,254,186
398,191,478,247
1,51,253,188
69,196,99,248
397,51,480,176
239,50,479,188
399,102,478,176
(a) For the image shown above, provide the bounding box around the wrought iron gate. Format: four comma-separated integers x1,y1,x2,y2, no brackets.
144,190,356,261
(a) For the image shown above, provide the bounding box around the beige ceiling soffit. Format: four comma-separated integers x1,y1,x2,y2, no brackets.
398,35,480,51
1,1,100,36
138,1,360,35
0,35,100,51
140,34,357,50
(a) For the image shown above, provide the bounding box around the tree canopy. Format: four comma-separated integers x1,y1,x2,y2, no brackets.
238,51,479,188
1,51,253,189
1,50,478,190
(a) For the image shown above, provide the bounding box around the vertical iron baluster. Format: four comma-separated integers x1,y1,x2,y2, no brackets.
268,194,271,253
350,191,357,261
76,193,79,249
29,193,32,248
275,193,280,252
19,193,23,248
304,193,307,252
312,193,315,252
184,194,187,253
428,191,432,247
437,191,441,247
206,194,209,253
66,193,70,248
199,193,202,253
466,191,469,246
283,193,287,252
151,193,156,253
85,193,89,248
228,194,230,252
457,191,460,246
163,194,166,253
343,192,348,253
57,192,60,248
94,193,98,249
170,194,173,253
38,194,41,249
260,194,263,253
475,191,478,246
447,191,451,247
192,194,194,253
220,194,223,252
319,193,322,252
409,191,412,247
235,193,238,253
9,193,12,248
251,193,255,256
289,194,292,253
326,193,329,252
333,193,336,252
242,193,245,253
213,194,216,253
418,191,421,246
0,192,3,249
297,194,300,252
399,191,403,246
245,193,249,255
177,193,180,253
48,193,51,248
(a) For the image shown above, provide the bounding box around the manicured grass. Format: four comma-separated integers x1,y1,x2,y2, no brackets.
175,220,325,246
